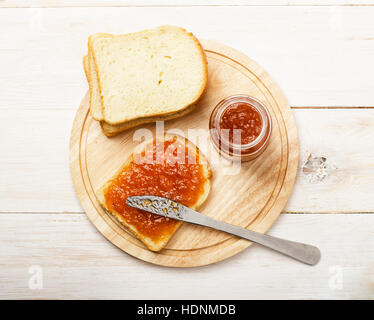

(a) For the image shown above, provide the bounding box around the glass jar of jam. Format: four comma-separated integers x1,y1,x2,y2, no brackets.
209,95,272,161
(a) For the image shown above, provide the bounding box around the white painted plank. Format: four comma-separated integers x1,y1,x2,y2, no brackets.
0,7,374,108
0,109,82,213
286,109,374,213
1,109,374,213
2,1,374,7
0,213,372,299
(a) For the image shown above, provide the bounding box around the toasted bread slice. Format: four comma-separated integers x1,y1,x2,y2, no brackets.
91,25,207,125
96,135,211,251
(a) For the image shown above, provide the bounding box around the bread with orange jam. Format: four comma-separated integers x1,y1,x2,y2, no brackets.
96,135,211,251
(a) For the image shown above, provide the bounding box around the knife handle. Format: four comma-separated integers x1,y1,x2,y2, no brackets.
192,214,321,265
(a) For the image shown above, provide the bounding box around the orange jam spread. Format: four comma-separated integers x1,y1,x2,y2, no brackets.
104,138,206,241
219,102,263,145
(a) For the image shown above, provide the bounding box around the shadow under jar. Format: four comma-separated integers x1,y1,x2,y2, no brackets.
209,95,272,162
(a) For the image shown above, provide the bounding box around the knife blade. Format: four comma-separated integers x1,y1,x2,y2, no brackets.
126,195,321,265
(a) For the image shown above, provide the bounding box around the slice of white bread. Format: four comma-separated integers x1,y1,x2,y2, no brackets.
96,135,212,251
84,28,206,136
84,56,197,136
91,25,207,125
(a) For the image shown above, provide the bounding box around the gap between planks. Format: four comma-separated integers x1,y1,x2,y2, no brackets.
0,212,373,215
292,106,374,109
2,106,374,111
2,5,374,9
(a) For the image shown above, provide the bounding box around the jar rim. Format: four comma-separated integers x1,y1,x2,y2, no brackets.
213,95,270,150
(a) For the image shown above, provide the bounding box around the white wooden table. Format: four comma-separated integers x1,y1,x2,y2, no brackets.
0,1,373,300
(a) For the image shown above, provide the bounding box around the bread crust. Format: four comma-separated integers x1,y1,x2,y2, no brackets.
87,33,114,121
100,103,197,137
96,135,212,251
83,55,89,81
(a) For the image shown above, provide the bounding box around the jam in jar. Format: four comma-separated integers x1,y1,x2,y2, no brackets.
209,95,272,161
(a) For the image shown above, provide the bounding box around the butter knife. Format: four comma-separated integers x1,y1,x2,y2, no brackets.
126,195,321,265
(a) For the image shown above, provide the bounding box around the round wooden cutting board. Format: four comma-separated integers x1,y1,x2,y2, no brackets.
69,40,299,267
